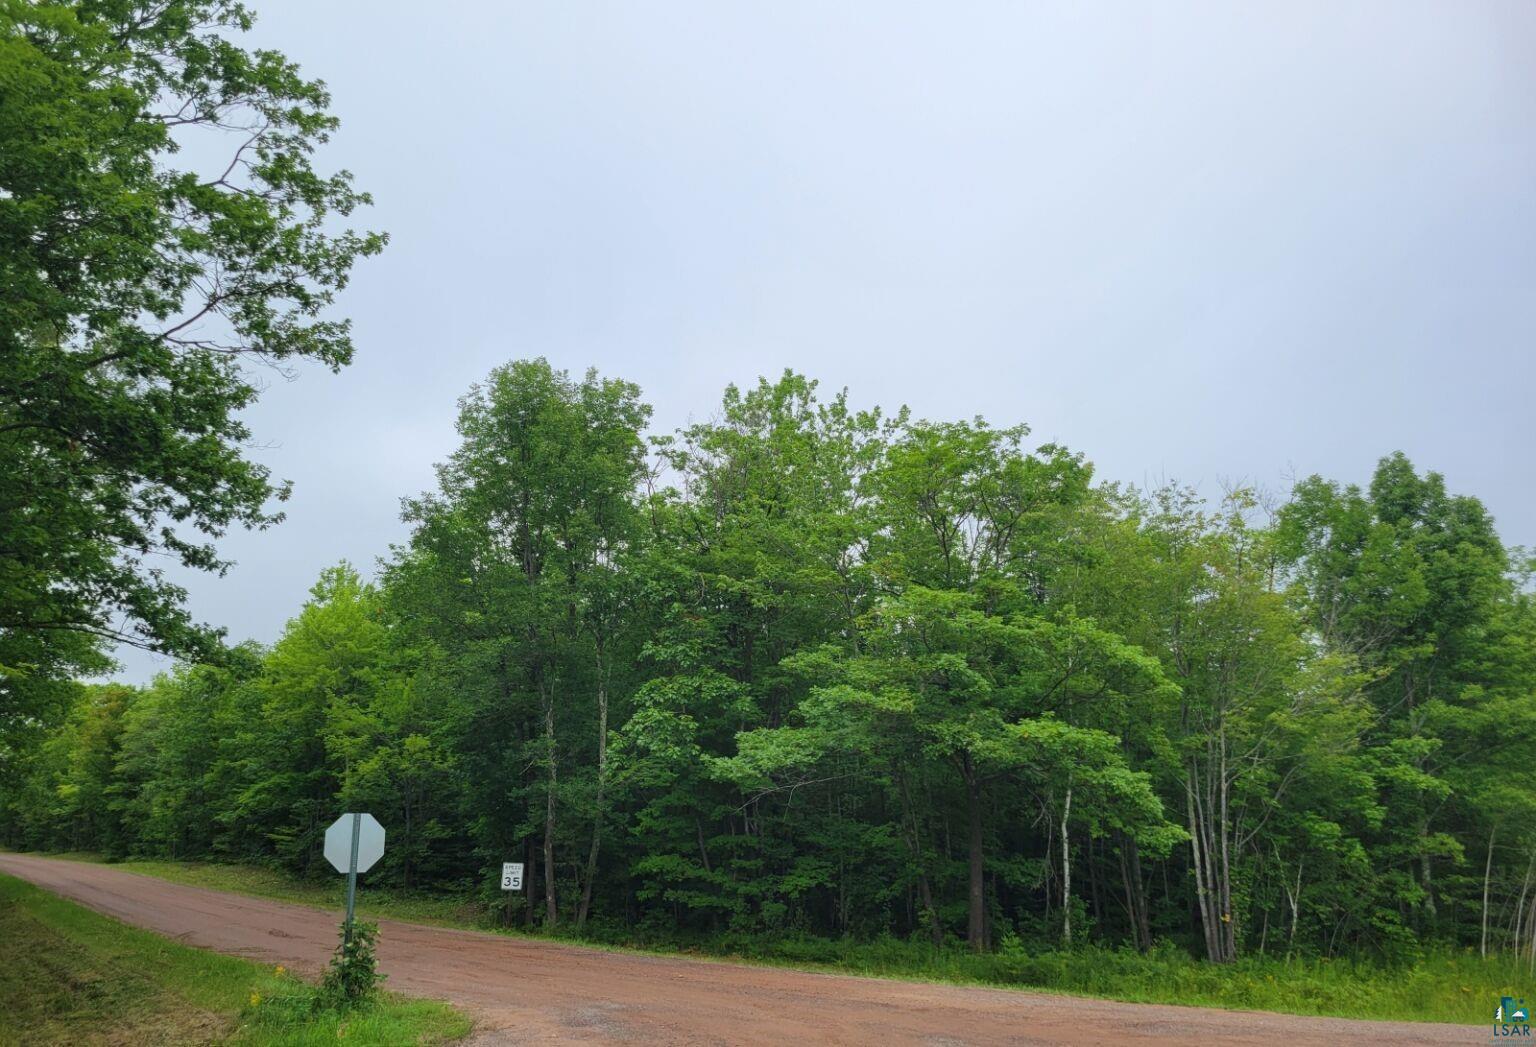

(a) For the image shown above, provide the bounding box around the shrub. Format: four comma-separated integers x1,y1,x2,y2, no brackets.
317,919,384,1010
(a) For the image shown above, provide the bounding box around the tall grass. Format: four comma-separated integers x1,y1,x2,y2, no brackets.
669,933,1511,1024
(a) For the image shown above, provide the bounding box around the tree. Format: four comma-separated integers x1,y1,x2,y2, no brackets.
225,564,386,873
1277,454,1513,938
620,374,893,935
6,366,1533,971
0,0,384,686
758,589,1180,952
390,359,649,926
866,418,1102,950
111,660,250,859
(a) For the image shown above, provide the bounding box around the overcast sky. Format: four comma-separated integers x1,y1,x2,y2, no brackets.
117,1,1536,682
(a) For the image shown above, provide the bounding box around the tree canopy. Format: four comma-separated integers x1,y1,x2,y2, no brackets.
6,361,1532,969
0,0,384,735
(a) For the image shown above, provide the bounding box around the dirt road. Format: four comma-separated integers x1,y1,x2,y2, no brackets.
0,853,1474,1045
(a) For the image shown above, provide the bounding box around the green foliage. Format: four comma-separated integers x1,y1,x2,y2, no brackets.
3,362,1533,985
687,934,1522,1025
319,919,383,1010
0,0,384,735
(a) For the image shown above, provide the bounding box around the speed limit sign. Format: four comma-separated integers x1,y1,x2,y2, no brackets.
500,862,524,891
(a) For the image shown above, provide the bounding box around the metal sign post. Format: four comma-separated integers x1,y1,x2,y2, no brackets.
324,812,385,948
344,813,361,946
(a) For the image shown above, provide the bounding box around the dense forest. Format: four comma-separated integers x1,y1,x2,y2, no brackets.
3,359,1533,965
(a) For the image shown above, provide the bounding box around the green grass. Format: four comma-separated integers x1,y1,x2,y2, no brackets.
695,933,1516,1025
42,851,482,928
20,852,1525,1027
0,873,472,1046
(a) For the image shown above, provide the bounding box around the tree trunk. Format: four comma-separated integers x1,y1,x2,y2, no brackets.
542,685,558,927
523,833,536,930
1119,833,1152,952
1186,762,1233,963
1186,773,1218,961
1510,858,1531,954
577,648,610,931
896,764,943,947
1061,783,1073,946
1482,825,1497,959
963,754,986,952
1284,857,1303,960
1217,735,1236,961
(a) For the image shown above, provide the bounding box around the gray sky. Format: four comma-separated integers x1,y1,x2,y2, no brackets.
118,1,1536,682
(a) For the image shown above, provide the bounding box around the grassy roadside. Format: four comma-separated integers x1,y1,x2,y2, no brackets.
0,873,471,1046
14,852,1518,1026
39,851,482,928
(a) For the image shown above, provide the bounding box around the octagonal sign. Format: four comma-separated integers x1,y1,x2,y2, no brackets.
324,812,385,874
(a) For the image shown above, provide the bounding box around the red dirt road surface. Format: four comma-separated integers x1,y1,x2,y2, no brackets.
0,853,1474,1045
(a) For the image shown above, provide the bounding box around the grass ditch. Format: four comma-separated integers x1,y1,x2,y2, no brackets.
0,872,470,1046
18,851,1523,1026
